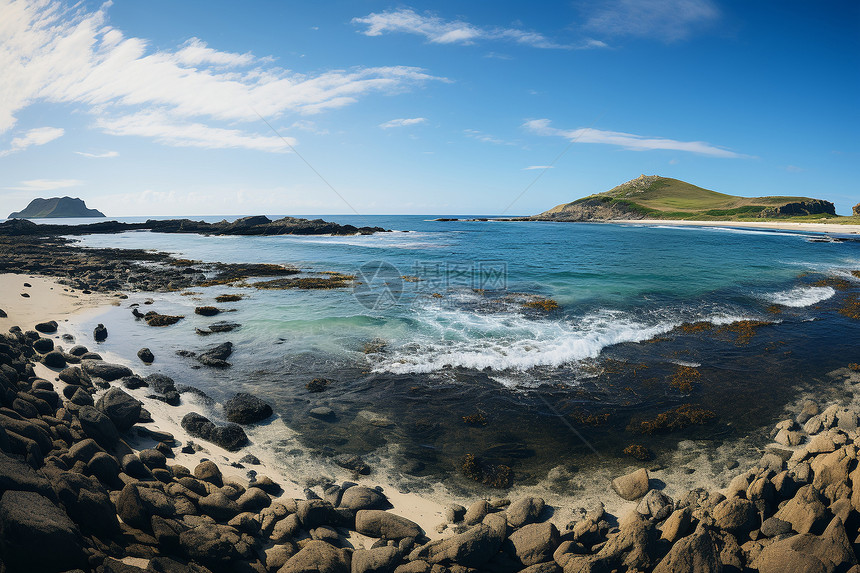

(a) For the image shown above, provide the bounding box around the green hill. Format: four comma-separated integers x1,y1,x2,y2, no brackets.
9,197,105,219
533,175,837,221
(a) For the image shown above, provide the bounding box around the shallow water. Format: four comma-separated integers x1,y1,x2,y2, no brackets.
64,216,860,493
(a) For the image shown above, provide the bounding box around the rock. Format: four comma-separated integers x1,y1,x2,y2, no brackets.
356,510,423,539
265,542,299,570
116,483,175,530
797,401,819,424
0,490,85,572
280,539,350,573
223,392,273,425
197,342,233,367
410,517,506,568
340,485,387,512
296,499,340,529
139,448,167,470
237,487,271,513
711,496,757,533
464,500,491,525
95,387,142,431
775,428,804,446
195,306,221,316
636,489,673,522
507,522,560,567
611,468,650,501
32,338,54,353
77,405,120,447
179,523,255,570
81,360,132,381
760,516,792,537
560,514,656,572
774,484,829,534
87,451,121,484
660,507,692,543
93,323,108,341
807,432,838,454
445,503,467,523
753,516,857,573
181,411,216,440
309,406,335,419
210,423,248,451
239,453,261,465
334,453,370,474
507,496,545,528
199,491,241,522
194,460,223,486
0,450,54,497
137,348,154,363
42,350,66,368
352,545,399,573
46,469,119,535
34,320,58,334
811,447,852,504
653,525,721,573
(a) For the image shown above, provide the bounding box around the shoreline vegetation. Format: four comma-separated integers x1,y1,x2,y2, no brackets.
2,272,860,572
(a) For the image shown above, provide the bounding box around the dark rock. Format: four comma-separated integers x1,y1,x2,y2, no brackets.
250,475,282,496
115,483,175,530
197,342,233,368
195,306,220,316
210,424,248,451
0,450,54,497
239,453,260,465
356,509,422,539
194,460,223,486
352,545,399,573
236,487,271,513
280,539,350,573
42,350,66,368
87,451,121,485
77,405,120,447
223,393,273,425
139,448,167,470
81,360,132,381
297,499,341,529
0,490,85,572
179,523,255,570
45,469,119,535
307,378,332,392
145,373,176,394
12,397,38,418
137,348,154,363
752,516,856,572
96,387,142,432
334,453,370,474
507,496,545,528
199,491,241,522
181,412,216,440
32,338,54,353
68,345,88,357
121,375,148,390
34,321,58,334
93,323,108,341
761,516,793,537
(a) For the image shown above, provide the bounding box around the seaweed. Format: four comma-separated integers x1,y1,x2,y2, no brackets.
143,312,184,326
838,295,860,320
522,298,559,311
215,294,243,302
674,321,713,335
248,273,354,290
623,444,652,461
462,413,488,427
630,404,716,435
306,378,332,392
669,365,701,393
461,454,513,488
717,320,771,345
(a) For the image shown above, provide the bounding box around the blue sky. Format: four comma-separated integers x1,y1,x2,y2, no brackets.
1,0,858,216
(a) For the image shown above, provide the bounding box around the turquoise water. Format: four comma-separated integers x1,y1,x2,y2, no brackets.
66,216,860,488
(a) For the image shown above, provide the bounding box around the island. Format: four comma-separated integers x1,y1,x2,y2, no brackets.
8,196,106,219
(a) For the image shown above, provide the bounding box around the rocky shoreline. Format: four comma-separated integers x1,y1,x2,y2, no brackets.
1,283,860,572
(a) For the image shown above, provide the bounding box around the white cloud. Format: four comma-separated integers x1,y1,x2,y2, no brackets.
524,165,554,170
0,2,444,152
96,110,295,152
353,8,574,49
0,126,64,157
379,117,427,129
75,150,118,158
583,0,719,41
5,178,83,191
524,119,744,158
464,129,516,146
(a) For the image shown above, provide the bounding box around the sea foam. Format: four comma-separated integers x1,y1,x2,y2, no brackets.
766,286,835,308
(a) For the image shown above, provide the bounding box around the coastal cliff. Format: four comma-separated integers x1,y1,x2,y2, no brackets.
532,175,837,222
8,197,105,219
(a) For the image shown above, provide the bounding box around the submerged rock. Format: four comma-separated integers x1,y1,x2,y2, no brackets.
223,392,273,425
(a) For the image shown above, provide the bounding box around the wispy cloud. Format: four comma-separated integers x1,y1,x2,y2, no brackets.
0,126,64,157
353,8,579,49
583,0,720,42
0,3,444,152
464,129,517,146
5,179,83,191
524,119,744,158
75,150,119,158
524,165,554,170
380,117,427,129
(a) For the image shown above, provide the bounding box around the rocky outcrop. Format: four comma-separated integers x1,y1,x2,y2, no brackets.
759,199,836,217
8,196,105,219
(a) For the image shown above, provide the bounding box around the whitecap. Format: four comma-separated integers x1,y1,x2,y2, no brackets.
765,286,835,308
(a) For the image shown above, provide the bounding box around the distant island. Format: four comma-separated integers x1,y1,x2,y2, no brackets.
531,175,837,222
8,196,105,219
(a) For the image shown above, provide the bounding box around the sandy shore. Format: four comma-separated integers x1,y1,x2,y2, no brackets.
608,218,860,234
0,273,118,332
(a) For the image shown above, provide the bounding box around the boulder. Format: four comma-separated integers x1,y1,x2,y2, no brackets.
34,321,58,334
137,348,154,363
753,516,856,573
340,485,387,512
236,487,271,512
636,489,673,522
77,405,120,447
0,451,54,497
194,460,223,486
145,373,177,394
32,338,53,353
96,387,142,431
93,323,108,341
223,392,273,425
352,545,399,573
280,539,350,573
81,360,132,381
774,484,829,534
182,411,216,440
660,507,692,543
356,510,422,539
197,342,233,368
138,448,167,470
507,522,560,567
507,496,545,528
611,468,650,501
45,469,119,535
210,423,248,451
653,525,721,573
199,491,241,522
559,514,656,573
179,523,255,570
115,483,175,530
464,500,491,525
41,350,66,368
297,499,341,529
0,490,85,572
711,496,757,533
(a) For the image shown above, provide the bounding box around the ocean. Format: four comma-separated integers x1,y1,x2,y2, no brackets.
53,215,860,496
